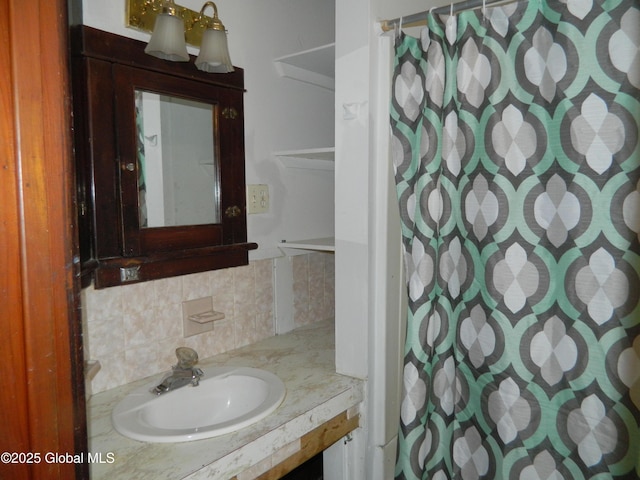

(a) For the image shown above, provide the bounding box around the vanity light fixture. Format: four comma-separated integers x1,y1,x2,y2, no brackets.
127,0,233,73
194,2,234,73
144,0,189,61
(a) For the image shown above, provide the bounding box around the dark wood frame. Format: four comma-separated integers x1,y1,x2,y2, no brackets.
71,26,256,289
1,1,87,479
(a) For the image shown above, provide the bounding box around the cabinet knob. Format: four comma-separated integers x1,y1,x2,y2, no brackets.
224,205,242,218
123,162,135,172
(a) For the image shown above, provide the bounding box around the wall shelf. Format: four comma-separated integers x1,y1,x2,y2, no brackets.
274,44,335,251
274,43,335,91
275,147,335,170
279,237,335,252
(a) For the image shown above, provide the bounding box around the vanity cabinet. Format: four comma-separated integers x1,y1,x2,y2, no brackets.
71,26,256,288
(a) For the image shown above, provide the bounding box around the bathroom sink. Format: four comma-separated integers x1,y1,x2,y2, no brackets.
112,366,286,442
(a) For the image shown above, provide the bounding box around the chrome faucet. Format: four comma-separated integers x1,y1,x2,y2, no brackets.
151,347,204,395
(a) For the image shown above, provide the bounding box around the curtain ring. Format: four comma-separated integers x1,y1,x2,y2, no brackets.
450,3,454,16
394,16,403,38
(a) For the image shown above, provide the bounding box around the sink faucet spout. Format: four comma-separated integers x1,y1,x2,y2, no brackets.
151,347,204,395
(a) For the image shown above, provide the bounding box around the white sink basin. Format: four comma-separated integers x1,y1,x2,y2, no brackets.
112,366,286,443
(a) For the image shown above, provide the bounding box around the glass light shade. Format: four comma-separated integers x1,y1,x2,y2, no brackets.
195,28,234,73
144,13,189,62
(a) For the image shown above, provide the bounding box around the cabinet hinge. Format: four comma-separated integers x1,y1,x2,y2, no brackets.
222,107,238,119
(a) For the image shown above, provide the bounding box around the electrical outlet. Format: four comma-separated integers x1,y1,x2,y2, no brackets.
246,184,269,214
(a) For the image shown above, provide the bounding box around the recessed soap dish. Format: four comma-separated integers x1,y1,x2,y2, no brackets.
188,310,225,324
182,297,225,337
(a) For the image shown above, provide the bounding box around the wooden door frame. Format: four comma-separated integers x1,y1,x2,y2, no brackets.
1,0,87,479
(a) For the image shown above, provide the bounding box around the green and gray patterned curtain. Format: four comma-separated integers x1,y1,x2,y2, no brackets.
390,0,640,478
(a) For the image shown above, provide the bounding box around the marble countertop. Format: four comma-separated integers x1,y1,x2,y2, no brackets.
88,319,363,479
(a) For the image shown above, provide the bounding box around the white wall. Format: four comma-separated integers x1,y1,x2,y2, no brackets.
82,0,335,260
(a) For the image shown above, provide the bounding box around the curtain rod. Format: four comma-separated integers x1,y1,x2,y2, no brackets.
380,0,519,31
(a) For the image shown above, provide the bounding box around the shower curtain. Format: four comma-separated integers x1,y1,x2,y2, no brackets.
390,0,640,478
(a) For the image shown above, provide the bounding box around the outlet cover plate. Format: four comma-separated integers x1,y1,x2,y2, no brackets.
246,184,269,214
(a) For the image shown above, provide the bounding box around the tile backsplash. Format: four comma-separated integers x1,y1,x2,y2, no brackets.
82,253,334,394
292,252,335,328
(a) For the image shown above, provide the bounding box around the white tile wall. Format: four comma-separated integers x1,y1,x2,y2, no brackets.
83,254,334,394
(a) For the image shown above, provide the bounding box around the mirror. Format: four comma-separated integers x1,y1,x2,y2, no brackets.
135,90,221,228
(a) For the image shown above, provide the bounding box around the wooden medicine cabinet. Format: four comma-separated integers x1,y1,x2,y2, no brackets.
71,26,256,288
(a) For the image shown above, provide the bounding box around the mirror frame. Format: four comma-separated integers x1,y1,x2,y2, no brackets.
71,26,256,288
115,65,228,254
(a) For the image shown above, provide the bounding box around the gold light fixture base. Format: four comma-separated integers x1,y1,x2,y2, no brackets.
127,0,214,47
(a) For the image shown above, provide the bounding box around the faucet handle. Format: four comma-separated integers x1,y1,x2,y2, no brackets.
175,347,199,369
